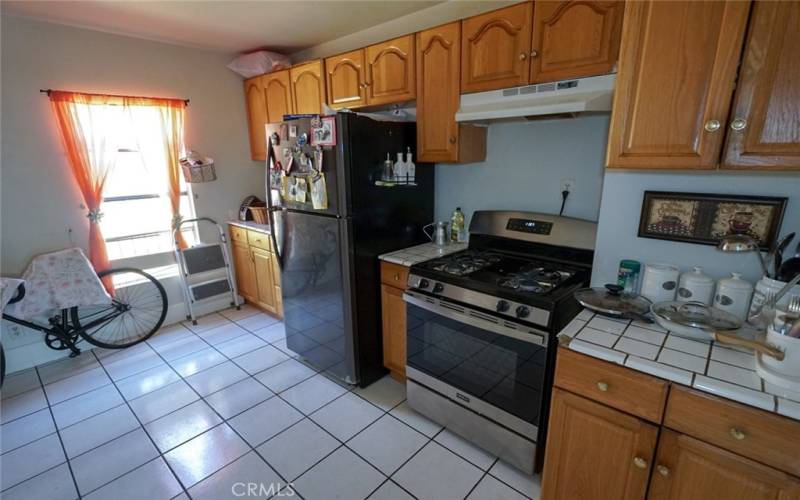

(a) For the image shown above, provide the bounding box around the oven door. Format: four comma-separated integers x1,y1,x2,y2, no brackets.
403,290,549,437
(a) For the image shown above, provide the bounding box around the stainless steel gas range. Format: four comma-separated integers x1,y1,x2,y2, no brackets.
403,210,597,474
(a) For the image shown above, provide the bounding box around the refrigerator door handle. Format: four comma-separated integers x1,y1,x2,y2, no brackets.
268,208,285,270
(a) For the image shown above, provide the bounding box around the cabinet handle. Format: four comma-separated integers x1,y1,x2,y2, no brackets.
359,83,366,89
730,118,747,131
632,456,648,469
729,427,746,441
518,52,527,60
596,381,609,392
449,136,457,144
656,465,670,477
530,50,539,58
394,274,400,282
704,119,721,132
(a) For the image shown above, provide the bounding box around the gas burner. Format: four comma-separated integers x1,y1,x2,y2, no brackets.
497,276,550,294
428,252,502,276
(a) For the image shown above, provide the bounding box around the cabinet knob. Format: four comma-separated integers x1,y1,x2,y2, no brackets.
359,83,367,89
704,119,721,132
394,274,400,281
530,50,539,58
656,465,670,477
449,136,457,144
729,427,746,441
596,381,609,392
633,457,648,469
519,52,527,60
730,118,747,131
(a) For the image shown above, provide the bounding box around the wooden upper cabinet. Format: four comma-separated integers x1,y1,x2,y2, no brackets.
325,49,367,109
530,1,624,83
366,35,416,106
461,2,533,93
606,0,750,169
647,430,800,500
262,69,293,123
722,1,800,171
244,76,268,161
290,60,325,115
541,388,658,500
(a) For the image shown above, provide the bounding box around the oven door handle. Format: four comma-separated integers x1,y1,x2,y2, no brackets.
403,291,547,347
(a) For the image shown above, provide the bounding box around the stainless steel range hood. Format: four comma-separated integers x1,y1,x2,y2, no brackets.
455,74,615,122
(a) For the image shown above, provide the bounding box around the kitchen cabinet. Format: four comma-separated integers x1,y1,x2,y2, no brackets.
721,1,800,171
416,22,487,164
542,388,658,500
541,347,800,500
606,0,750,169
244,76,268,161
365,35,416,106
529,1,624,83
461,2,533,93
380,261,409,381
262,69,294,124
325,49,367,109
229,224,282,318
648,430,800,500
290,60,326,115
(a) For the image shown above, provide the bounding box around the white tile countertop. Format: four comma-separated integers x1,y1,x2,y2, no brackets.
379,242,468,267
559,310,800,422
227,220,271,234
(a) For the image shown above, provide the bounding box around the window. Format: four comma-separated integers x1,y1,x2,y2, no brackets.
86,105,197,260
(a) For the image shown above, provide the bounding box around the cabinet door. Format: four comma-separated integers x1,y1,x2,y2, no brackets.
606,0,750,169
366,35,416,106
648,430,800,500
232,242,258,302
290,60,325,115
380,284,406,381
461,2,533,93
263,69,294,123
252,247,278,315
325,49,366,109
244,76,267,161
416,22,461,163
722,1,800,171
541,388,658,500
530,1,624,83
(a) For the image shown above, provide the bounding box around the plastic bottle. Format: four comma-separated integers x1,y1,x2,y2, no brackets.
450,207,465,242
405,147,415,184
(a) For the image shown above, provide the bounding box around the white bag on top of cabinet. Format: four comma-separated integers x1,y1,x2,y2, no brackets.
227,51,290,78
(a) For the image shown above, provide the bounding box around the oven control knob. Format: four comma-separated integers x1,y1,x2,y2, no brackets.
515,306,530,318
418,279,430,289
432,283,444,294
496,300,510,313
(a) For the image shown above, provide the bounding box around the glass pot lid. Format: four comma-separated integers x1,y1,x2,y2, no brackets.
651,301,741,331
574,284,652,316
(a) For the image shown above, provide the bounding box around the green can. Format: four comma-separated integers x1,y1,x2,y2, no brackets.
617,259,641,293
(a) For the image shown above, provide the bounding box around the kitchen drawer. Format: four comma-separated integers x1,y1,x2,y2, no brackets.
665,385,800,476
554,347,669,423
247,230,271,251
380,261,409,288
229,225,248,245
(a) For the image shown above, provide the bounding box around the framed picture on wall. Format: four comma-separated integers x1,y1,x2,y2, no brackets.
638,191,787,249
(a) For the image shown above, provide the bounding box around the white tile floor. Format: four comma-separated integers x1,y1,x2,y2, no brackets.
0,305,541,500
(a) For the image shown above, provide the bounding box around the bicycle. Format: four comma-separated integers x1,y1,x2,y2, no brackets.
1,267,168,385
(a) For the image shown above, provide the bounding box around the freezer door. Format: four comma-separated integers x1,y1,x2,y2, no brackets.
279,210,356,383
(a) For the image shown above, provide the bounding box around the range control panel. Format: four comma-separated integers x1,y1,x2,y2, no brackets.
506,218,553,235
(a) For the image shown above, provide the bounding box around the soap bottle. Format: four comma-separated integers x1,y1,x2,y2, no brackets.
450,207,465,242
393,152,405,183
405,147,415,184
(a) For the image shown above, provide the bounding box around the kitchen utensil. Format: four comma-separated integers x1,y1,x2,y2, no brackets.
778,256,800,282
770,272,800,307
773,232,795,278
640,263,679,303
717,235,770,278
677,267,714,305
423,221,450,246
651,301,784,359
776,314,800,338
789,296,800,315
714,273,754,321
574,284,653,323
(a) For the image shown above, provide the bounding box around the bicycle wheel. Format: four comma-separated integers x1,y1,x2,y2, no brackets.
71,268,167,349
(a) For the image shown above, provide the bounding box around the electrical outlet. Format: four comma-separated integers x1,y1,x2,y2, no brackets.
560,178,575,193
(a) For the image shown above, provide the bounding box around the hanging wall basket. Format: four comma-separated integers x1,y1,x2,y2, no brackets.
180,151,217,183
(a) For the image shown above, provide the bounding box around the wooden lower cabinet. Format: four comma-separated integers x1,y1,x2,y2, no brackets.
380,261,409,381
542,388,658,500
232,241,258,301
252,247,279,316
230,225,282,318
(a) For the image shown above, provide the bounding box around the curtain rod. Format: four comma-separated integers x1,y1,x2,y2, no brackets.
39,89,190,105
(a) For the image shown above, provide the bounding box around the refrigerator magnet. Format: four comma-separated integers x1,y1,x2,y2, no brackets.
279,123,289,140
289,125,298,138
314,148,323,172
311,116,336,146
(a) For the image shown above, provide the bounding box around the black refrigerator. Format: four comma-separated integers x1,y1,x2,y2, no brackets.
265,113,434,387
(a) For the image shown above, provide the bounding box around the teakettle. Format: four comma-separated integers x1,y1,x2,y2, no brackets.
424,221,450,246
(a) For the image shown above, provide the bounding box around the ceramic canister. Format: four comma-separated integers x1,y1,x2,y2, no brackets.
677,267,715,305
714,273,754,321
640,263,680,303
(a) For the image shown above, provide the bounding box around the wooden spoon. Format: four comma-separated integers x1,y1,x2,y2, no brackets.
712,330,785,361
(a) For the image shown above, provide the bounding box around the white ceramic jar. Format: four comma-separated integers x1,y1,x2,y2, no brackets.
714,273,754,321
677,267,715,305
640,263,680,303
748,276,800,317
